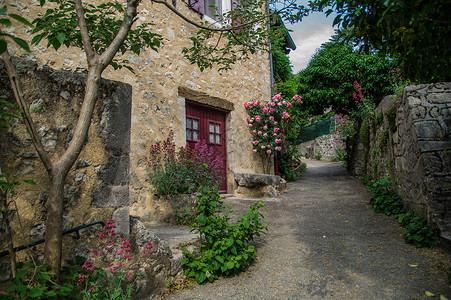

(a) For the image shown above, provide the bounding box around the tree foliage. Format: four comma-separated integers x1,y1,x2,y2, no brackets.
315,0,451,82
295,41,393,115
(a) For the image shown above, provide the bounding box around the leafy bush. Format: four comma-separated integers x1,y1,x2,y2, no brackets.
146,131,224,196
277,150,306,182
398,212,438,248
181,187,267,284
367,177,404,216
363,178,438,248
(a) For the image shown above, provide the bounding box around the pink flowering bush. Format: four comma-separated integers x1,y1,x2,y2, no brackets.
244,93,302,173
77,219,154,299
146,131,224,196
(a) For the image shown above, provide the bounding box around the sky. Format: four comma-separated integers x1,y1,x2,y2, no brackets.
285,11,338,73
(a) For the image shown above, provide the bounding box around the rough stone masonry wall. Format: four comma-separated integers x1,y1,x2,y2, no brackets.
297,131,342,161
4,0,272,224
349,83,451,236
0,58,132,275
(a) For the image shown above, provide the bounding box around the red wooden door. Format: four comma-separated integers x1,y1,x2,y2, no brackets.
185,101,227,193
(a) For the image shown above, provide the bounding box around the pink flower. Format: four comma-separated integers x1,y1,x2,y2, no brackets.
274,128,280,133
253,140,259,145
261,145,266,149
99,232,106,240
249,124,253,127
267,150,272,154
263,107,269,113
293,94,301,101
244,102,250,109
286,102,292,108
270,108,274,113
274,121,278,125
271,102,276,107
252,130,256,134
263,133,268,137
253,100,260,106
269,116,274,121
283,101,287,105
253,149,257,153
273,133,277,137
255,116,261,122
282,112,290,119
275,139,282,144
263,125,268,130
258,131,262,135
272,93,282,101
267,144,271,148
246,117,250,123
91,249,99,256
276,146,282,151
278,102,282,106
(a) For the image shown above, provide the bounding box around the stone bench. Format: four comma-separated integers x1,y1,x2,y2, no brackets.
234,173,285,198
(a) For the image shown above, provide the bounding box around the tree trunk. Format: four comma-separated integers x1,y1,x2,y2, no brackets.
43,169,66,280
1,189,16,278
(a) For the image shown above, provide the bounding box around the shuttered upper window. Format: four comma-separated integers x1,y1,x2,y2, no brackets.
189,0,232,25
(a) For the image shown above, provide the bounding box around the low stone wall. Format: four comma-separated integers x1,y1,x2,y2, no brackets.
297,131,342,161
349,83,451,236
0,57,132,274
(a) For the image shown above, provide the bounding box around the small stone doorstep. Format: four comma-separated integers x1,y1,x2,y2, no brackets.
234,173,285,198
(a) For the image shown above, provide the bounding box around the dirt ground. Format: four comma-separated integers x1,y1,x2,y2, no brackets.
163,160,451,300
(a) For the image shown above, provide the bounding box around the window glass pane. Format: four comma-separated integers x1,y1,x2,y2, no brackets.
186,129,191,140
193,119,199,130
209,133,214,143
216,134,220,144
215,123,220,133
186,117,191,129
193,131,199,140
209,122,214,133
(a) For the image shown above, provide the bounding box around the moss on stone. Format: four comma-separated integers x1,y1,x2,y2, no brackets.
386,104,397,132
359,118,370,148
378,129,390,152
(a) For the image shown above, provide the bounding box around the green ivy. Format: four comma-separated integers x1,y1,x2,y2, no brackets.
181,187,267,284
367,177,404,216
398,212,438,248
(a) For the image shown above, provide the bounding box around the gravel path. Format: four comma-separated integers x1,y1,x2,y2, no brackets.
164,160,451,299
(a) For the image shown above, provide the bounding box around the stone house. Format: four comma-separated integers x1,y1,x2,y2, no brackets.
0,0,294,264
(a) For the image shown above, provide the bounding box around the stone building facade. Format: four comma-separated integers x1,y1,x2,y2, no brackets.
0,0,274,278
3,0,272,222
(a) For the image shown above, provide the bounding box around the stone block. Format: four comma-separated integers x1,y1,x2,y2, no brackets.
407,96,421,107
420,152,444,175
427,93,451,104
95,156,130,186
92,185,129,207
414,121,442,140
234,173,280,187
113,206,130,236
410,106,426,119
418,141,451,152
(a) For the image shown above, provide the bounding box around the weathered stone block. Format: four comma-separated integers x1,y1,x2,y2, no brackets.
92,185,129,207
428,93,451,104
414,121,442,140
235,173,280,187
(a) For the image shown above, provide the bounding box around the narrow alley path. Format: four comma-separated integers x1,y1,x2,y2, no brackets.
164,160,451,299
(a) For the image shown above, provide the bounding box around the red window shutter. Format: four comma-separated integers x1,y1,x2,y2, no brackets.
190,0,205,14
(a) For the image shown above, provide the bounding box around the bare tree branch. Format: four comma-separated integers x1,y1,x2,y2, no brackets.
0,50,53,174
99,0,140,69
73,0,96,63
152,0,288,32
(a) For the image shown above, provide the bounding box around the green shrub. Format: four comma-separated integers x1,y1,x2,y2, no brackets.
146,132,224,196
367,177,404,216
402,214,438,248
181,186,267,284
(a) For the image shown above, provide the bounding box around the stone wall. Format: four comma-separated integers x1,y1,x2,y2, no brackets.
5,0,271,221
349,83,451,237
0,57,132,267
297,131,342,161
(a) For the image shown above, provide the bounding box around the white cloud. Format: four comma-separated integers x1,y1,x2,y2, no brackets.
285,12,337,73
